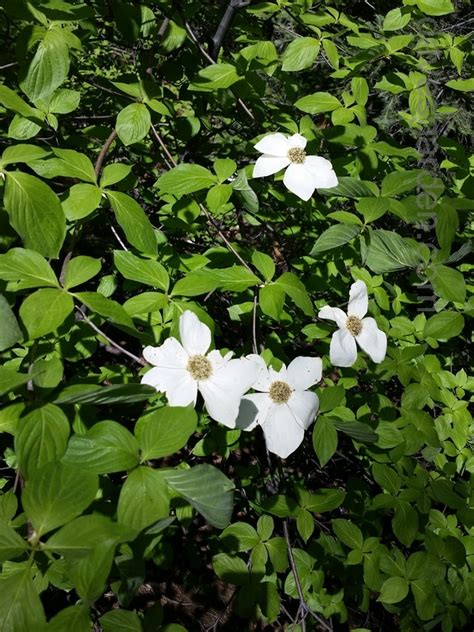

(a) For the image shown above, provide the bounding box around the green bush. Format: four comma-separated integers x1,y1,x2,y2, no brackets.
0,1,472,630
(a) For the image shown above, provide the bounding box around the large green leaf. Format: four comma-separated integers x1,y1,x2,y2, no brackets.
100,610,143,632
22,462,98,536
114,250,169,292
312,416,338,466
135,406,198,460
47,605,92,632
106,190,157,255
164,464,235,529
426,264,466,304
295,92,341,113
19,29,70,101
116,102,151,146
0,248,58,290
311,224,360,255
62,256,102,290
156,163,217,196
15,404,70,479
0,294,22,351
0,522,28,563
74,292,136,330
275,272,314,316
366,229,420,273
54,383,155,405
4,172,66,258
63,420,140,473
423,311,464,340
190,63,241,90
282,37,320,71
20,288,74,339
0,568,46,631
117,466,170,530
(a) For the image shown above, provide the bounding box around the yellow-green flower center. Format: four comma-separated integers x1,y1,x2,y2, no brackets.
187,355,212,380
346,315,363,337
287,147,306,164
269,380,292,404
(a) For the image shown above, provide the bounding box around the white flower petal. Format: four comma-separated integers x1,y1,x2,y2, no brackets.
288,390,319,429
269,364,287,383
179,310,211,356
236,393,272,431
288,133,307,149
286,357,322,391
246,354,271,391
303,156,338,189
254,132,290,156
142,338,188,368
141,366,197,407
253,155,290,178
330,329,358,367
348,280,368,318
283,163,316,201
199,358,259,427
261,404,305,459
318,306,347,328
356,317,387,363
207,349,227,371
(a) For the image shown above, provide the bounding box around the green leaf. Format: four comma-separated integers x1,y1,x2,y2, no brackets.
0,522,28,563
40,149,96,183
282,37,320,72
45,514,133,557
332,519,363,549
296,508,314,542
411,579,436,620
0,294,22,351
445,78,474,92
423,311,464,340
295,92,341,114
54,383,155,405
426,265,466,304
62,256,102,290
0,85,40,118
416,0,454,16
381,170,422,197
15,404,70,479
63,421,140,474
312,417,338,466
47,605,91,632
318,177,378,198
382,7,412,30
392,501,418,546
114,251,169,292
20,288,74,339
366,229,420,274
251,251,275,281
117,466,170,530
171,269,220,297
259,284,285,320
331,419,378,442
106,190,157,256
135,406,197,461
116,102,151,146
20,29,70,101
212,552,249,584
47,88,81,114
275,272,314,316
22,462,98,536
221,522,260,552
156,164,217,196
0,568,46,630
4,171,66,258
0,144,50,167
165,464,235,529
311,224,360,255
68,542,116,602
213,266,260,292
0,367,31,396
378,576,409,604
0,247,58,290
62,183,102,221
100,610,143,632
74,292,136,330
190,63,241,91
304,489,346,513
100,163,132,188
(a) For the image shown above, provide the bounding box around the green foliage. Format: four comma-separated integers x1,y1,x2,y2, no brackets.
0,0,472,630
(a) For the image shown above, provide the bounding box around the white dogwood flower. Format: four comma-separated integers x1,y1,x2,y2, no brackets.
318,280,387,367
141,310,258,428
237,355,322,459
252,132,338,201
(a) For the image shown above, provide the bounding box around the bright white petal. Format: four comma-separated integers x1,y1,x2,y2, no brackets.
286,357,322,391
269,364,287,383
330,329,358,367
304,156,338,189
142,338,188,368
288,133,307,149
348,280,368,318
283,163,315,201
179,310,211,356
199,383,240,428
253,155,290,178
141,366,197,407
254,133,290,156
288,391,319,429
318,306,347,328
261,404,305,459
356,317,387,363
207,349,227,371
246,354,271,391
236,393,272,431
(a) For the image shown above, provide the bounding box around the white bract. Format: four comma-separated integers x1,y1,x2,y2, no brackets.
141,310,258,428
318,280,387,367
252,132,338,201
237,355,322,459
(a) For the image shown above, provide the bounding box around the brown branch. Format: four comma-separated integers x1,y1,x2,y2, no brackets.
94,129,117,178
283,519,308,632
211,0,250,61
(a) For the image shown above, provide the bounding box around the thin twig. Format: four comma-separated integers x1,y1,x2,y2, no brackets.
111,225,129,250
76,306,145,365
94,129,118,178
252,290,258,354
283,519,308,632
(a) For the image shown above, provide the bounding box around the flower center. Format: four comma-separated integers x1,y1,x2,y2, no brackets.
187,355,212,380
269,380,292,404
287,147,306,164
346,315,363,337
